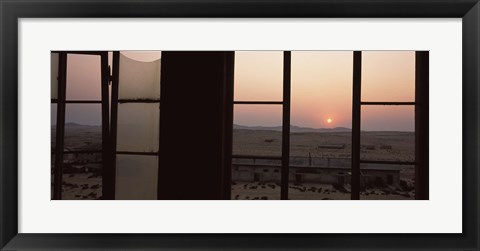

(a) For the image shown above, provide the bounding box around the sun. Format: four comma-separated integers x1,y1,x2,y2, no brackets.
326,118,333,124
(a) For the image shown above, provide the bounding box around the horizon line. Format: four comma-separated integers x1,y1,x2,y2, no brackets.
53,122,414,132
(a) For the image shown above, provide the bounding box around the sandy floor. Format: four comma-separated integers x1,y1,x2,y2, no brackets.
232,182,414,200
52,125,416,200
233,130,415,162
232,130,415,200
55,173,102,200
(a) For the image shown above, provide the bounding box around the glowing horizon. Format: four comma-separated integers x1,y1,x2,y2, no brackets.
52,51,417,132
234,51,415,132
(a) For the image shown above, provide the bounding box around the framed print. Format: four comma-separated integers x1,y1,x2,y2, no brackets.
1,0,479,250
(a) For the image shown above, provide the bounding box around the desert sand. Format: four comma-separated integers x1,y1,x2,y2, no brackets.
232,129,415,200
52,125,415,200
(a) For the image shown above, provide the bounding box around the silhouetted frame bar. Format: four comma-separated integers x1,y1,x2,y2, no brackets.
361,102,415,105
156,52,164,200
351,51,362,200
415,51,429,200
281,51,291,200
53,52,67,200
222,52,235,200
53,52,108,199
100,52,112,200
234,101,283,105
106,51,120,200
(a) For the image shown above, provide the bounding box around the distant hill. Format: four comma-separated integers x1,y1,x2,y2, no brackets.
233,124,351,133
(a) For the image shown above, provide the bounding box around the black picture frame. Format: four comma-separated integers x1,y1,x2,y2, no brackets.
1,0,478,250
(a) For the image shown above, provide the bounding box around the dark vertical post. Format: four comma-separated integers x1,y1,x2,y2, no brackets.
157,53,164,200
100,52,113,199
107,51,120,200
415,51,429,200
222,52,235,200
53,52,67,200
281,51,291,200
351,51,362,200
158,52,228,199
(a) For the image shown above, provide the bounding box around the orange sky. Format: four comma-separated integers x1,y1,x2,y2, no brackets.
53,51,416,131
234,51,415,131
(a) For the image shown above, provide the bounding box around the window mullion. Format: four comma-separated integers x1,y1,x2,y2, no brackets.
106,51,120,200
281,51,291,200
100,52,112,200
53,52,67,200
351,51,362,200
415,51,429,200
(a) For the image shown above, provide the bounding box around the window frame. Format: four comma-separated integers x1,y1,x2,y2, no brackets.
230,50,429,200
51,51,110,200
108,51,161,200
231,51,291,200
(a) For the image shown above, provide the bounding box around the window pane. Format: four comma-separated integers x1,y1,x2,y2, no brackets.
360,163,414,200
117,103,160,152
51,53,59,100
66,54,102,100
119,52,161,100
121,51,162,62
64,104,102,150
115,155,158,200
288,51,353,200
234,51,283,101
233,105,282,156
61,153,102,200
361,106,414,162
361,51,415,102
232,104,282,200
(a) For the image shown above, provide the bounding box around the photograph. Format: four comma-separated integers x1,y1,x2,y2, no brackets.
2,0,478,249
51,50,429,200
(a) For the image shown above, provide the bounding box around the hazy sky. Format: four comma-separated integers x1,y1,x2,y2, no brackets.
52,51,415,131
234,51,415,131
51,52,162,126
